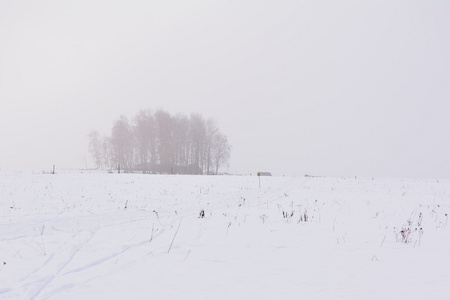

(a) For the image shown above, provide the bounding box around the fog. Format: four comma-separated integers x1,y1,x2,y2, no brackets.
1,0,449,178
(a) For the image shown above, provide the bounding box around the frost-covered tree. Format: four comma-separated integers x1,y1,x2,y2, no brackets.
110,115,134,171
212,132,231,174
101,136,112,169
88,130,103,169
155,109,173,171
204,119,218,174
89,109,231,174
189,113,206,172
133,110,155,172
172,114,190,167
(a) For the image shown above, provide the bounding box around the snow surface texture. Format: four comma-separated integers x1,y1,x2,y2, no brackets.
1,170,449,299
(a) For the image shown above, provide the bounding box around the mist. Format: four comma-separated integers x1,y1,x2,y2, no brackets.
1,0,449,178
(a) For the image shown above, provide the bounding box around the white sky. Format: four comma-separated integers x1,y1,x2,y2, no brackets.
1,0,449,178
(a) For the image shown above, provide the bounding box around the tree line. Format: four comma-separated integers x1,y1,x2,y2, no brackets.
88,109,231,175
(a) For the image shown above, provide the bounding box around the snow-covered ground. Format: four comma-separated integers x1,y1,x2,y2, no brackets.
1,170,449,299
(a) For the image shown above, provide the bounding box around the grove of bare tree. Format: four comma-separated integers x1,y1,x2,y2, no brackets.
89,109,231,175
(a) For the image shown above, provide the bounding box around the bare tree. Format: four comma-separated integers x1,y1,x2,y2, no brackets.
134,110,155,173
89,109,231,175
204,119,219,174
155,109,173,172
172,114,190,168
212,132,231,174
88,130,103,169
189,113,206,174
101,136,112,169
110,115,134,171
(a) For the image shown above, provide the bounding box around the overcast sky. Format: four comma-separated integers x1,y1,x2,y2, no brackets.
1,0,449,178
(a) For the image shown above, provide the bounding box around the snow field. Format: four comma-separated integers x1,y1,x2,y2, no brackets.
1,171,449,299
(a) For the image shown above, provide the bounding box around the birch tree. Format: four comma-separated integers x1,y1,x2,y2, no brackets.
111,115,133,171
89,109,231,174
88,130,103,169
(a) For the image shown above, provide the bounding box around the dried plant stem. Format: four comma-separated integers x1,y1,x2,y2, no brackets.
168,218,182,254
380,235,386,247
150,222,155,242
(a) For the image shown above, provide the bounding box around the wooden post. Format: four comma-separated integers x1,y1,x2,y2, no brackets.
258,172,261,188
52,165,55,174
118,164,120,174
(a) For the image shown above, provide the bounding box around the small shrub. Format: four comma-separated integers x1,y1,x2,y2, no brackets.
260,214,268,224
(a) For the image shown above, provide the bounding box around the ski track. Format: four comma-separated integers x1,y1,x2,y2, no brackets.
31,212,185,299
5,229,99,300
32,230,98,299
